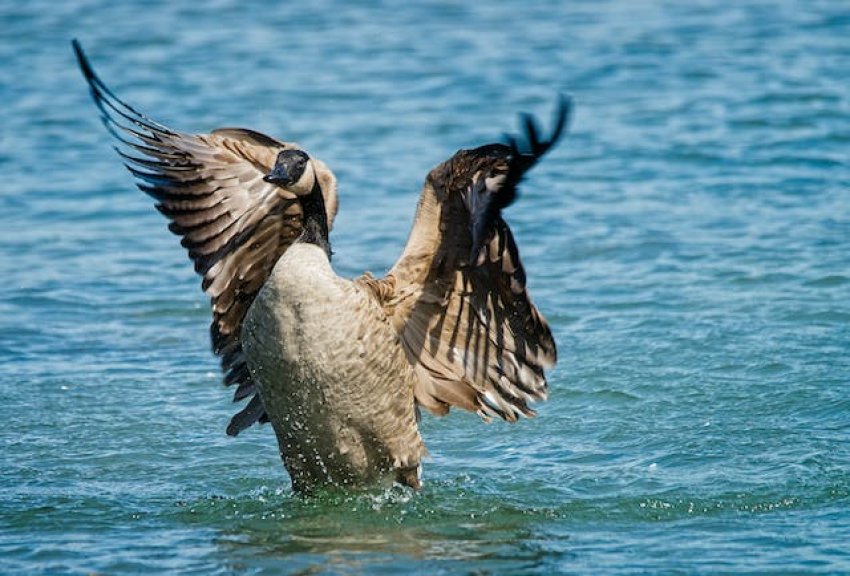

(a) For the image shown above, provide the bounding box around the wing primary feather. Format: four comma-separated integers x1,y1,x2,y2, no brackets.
73,39,175,136
124,164,209,189
509,93,572,175
91,76,171,137
521,113,540,154
115,147,195,172
231,376,256,401
546,93,571,155
99,116,170,155
225,394,265,437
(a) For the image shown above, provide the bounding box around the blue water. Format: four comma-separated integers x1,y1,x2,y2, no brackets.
2,1,849,573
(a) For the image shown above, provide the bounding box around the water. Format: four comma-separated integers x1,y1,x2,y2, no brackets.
2,0,848,573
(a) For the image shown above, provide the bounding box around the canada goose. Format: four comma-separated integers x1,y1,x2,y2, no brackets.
73,40,568,493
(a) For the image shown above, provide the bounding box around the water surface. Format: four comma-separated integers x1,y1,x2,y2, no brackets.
1,1,848,574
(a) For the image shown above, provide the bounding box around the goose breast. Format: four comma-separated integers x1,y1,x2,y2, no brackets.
242,243,425,491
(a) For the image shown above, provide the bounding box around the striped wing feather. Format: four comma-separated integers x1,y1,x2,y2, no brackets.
363,96,569,421
74,41,338,435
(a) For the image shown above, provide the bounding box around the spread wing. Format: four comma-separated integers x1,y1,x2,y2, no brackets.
358,95,569,422
73,40,339,435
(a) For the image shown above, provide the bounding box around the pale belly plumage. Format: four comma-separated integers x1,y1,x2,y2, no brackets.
241,243,425,492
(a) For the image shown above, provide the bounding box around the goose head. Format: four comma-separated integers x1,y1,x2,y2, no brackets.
465,144,513,196
465,148,514,263
449,96,571,263
264,149,317,195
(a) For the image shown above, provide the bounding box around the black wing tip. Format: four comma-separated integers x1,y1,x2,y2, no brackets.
549,92,573,150
469,94,572,265
72,39,100,87
72,40,177,137
225,394,266,436
512,92,573,160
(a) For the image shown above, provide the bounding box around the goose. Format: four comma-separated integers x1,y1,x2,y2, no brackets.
73,40,568,493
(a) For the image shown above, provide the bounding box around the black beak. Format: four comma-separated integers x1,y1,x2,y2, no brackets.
263,164,292,186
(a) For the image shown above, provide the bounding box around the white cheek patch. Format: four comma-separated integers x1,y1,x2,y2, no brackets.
484,174,506,192
293,163,317,195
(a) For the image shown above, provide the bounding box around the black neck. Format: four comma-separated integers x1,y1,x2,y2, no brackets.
299,179,332,258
